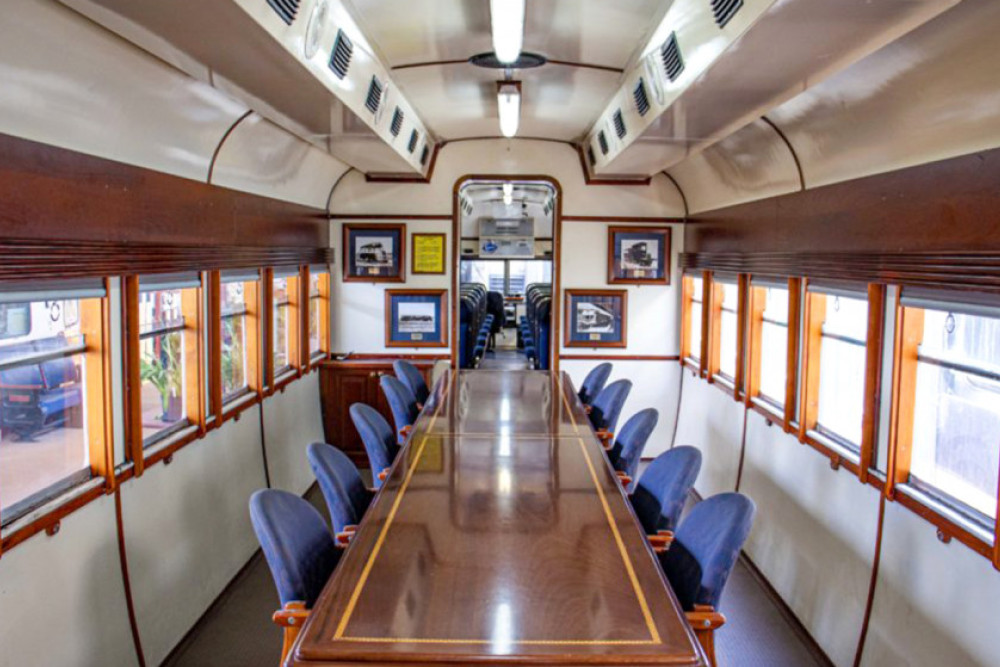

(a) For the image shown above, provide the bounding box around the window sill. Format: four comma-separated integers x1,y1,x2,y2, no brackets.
894,483,994,558
221,390,260,423
143,423,201,467
805,429,861,464
0,476,106,552
749,396,784,423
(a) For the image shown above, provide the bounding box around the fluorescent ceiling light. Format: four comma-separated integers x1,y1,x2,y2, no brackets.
491,0,525,64
503,182,513,206
497,83,520,138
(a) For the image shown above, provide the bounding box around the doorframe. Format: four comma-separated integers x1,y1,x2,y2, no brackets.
451,174,563,373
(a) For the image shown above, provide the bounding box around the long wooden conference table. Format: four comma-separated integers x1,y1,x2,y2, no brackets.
287,370,708,665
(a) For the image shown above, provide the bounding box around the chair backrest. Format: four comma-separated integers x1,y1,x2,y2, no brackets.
249,489,339,608
578,362,612,405
306,442,371,532
659,492,756,611
349,403,398,484
393,360,430,405
631,446,702,535
379,375,419,441
610,408,659,480
588,379,632,433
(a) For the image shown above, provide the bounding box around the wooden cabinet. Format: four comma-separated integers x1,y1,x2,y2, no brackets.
318,358,435,466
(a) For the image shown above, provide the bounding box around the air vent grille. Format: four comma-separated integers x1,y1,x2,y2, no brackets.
267,0,300,25
597,131,609,156
365,77,383,115
587,146,597,167
633,79,650,117
420,145,430,166
711,0,744,28
329,30,352,79
613,110,626,139
390,108,404,137
408,130,419,153
661,32,684,82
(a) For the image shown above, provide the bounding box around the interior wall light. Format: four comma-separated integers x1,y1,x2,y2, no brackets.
497,81,521,138
490,0,525,64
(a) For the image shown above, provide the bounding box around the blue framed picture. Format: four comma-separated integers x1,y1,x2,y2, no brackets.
608,226,671,284
564,289,628,348
385,289,448,347
343,223,406,282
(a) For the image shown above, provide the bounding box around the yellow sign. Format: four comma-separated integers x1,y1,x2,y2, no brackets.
412,233,446,274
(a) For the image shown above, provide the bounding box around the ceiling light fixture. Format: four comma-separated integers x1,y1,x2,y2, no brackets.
497,81,521,138
490,0,525,64
502,182,514,206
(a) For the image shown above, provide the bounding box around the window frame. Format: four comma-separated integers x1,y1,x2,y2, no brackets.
708,274,743,397
216,270,262,419
268,266,302,389
746,277,801,431
306,266,331,367
887,294,1000,560
680,272,706,372
0,279,114,548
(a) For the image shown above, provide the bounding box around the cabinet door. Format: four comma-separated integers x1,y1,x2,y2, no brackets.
321,369,371,466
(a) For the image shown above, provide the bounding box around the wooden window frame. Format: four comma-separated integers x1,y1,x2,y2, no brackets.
269,267,303,392
733,274,749,401
305,269,331,370
218,271,263,422
708,275,742,397
746,277,799,430
699,270,712,378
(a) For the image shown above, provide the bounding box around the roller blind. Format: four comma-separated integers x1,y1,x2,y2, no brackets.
139,272,201,291
0,277,106,303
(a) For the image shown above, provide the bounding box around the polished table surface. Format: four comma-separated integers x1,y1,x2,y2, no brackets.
288,370,707,665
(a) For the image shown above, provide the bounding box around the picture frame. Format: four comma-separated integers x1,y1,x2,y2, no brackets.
564,289,628,348
607,226,671,285
343,223,406,282
385,289,449,347
411,233,447,275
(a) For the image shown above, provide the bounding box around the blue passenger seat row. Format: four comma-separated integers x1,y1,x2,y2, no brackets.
459,283,488,368
520,283,551,369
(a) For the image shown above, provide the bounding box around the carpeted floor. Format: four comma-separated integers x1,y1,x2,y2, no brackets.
164,486,831,667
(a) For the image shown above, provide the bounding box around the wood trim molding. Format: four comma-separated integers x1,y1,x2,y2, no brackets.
859,284,887,483
559,354,680,361
82,284,116,489
784,278,803,432
121,276,144,477
563,215,682,223
328,214,453,220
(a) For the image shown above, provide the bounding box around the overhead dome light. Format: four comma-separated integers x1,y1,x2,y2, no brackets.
497,82,521,138
490,0,525,64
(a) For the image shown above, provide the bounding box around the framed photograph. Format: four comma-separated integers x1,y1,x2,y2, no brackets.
411,233,447,275
343,223,406,282
564,289,628,348
385,289,449,347
607,226,671,284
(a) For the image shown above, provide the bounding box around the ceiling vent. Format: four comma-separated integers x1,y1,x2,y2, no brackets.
266,0,300,25
711,0,744,28
329,29,352,79
364,77,383,115
390,107,404,137
660,32,684,82
633,79,650,117
420,145,430,167
597,131,609,156
613,110,626,139
587,146,597,168
408,130,419,153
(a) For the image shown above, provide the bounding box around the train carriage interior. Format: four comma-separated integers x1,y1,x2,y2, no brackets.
1,0,1000,665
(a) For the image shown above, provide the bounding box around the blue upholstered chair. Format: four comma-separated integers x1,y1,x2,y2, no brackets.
306,442,373,543
630,446,702,537
349,403,399,487
379,375,420,445
249,489,340,663
608,408,659,487
587,379,632,448
578,362,612,406
393,359,430,405
658,492,756,665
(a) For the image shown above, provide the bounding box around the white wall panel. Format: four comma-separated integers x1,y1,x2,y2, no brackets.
330,140,686,218
331,219,452,355
863,502,1000,667
211,114,351,209
0,0,247,182
264,372,326,496
0,494,137,667
740,411,878,667
121,411,267,665
673,374,744,498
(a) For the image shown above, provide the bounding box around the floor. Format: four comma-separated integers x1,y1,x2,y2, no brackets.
164,484,831,667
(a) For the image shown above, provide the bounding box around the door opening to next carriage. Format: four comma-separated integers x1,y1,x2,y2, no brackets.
456,178,557,371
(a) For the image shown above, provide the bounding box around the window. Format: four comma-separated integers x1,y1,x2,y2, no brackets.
138,283,187,444
272,268,298,378
683,274,703,365
756,284,789,408
896,300,1000,523
308,267,330,361
0,282,107,526
800,289,870,451
220,271,260,403
460,260,506,293
712,278,739,382
459,260,552,297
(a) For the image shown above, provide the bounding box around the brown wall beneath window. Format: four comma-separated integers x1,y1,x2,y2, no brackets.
0,132,331,279
682,146,1000,293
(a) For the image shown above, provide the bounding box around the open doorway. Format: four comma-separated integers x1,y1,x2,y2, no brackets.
454,177,558,371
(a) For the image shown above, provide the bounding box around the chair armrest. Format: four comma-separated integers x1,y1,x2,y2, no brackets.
399,425,413,439
595,430,614,449
416,402,424,412
686,606,726,631
647,531,674,553
584,405,592,415
377,468,390,482
615,471,632,487
272,602,310,628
